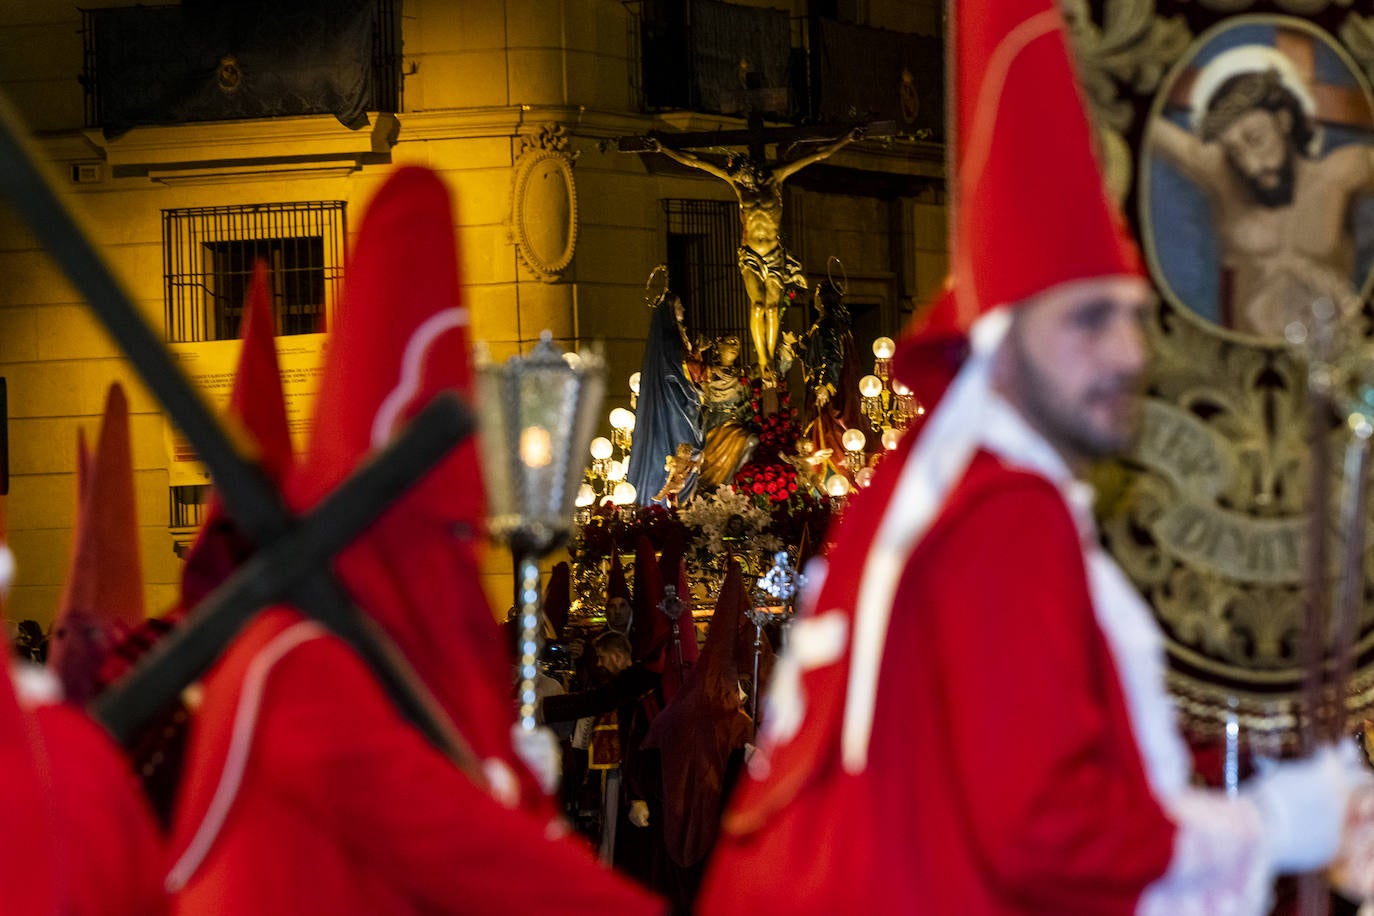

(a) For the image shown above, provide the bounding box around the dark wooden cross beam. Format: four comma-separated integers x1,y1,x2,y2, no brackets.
616,120,897,157
0,92,479,772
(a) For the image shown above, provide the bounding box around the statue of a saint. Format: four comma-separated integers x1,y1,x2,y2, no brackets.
646,130,860,380
801,277,863,477
698,335,758,487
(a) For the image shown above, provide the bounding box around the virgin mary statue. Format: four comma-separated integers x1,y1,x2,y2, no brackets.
626,291,703,504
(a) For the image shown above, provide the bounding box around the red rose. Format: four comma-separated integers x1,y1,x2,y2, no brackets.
753,482,765,494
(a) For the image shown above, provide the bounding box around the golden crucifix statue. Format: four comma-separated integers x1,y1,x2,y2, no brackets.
646,129,860,381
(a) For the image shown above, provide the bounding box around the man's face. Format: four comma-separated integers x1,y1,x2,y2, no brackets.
605,597,632,633
1218,107,1295,208
994,276,1151,468
597,647,631,675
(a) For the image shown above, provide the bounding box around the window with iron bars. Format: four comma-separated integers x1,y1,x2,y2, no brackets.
163,201,346,538
664,199,746,346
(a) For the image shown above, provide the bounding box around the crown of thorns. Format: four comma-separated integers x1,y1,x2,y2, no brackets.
1199,68,1294,142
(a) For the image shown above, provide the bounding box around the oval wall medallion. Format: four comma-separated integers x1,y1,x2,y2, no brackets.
510,148,578,282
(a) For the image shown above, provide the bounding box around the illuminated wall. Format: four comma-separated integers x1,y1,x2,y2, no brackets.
0,0,945,626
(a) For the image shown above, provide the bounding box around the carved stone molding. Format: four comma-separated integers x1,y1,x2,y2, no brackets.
509,122,578,282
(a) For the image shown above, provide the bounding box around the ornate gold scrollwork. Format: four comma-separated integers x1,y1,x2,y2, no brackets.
1072,1,1374,743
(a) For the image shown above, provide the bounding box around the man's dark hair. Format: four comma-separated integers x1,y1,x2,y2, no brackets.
1200,68,1315,155
593,630,633,660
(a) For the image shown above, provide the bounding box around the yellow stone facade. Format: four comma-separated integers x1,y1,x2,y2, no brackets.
0,0,945,625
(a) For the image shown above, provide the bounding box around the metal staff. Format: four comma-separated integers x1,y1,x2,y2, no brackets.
1293,296,1340,916
660,584,688,678
748,551,806,735
1328,392,1374,744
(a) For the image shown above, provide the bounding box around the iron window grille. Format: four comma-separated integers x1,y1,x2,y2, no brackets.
163,200,345,537
163,201,345,343
664,198,745,346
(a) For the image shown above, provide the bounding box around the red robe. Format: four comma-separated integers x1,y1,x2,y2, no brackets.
699,449,1177,913
1,666,165,915
167,608,663,915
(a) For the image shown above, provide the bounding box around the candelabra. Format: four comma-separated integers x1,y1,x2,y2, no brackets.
859,336,923,438
825,473,851,502
609,406,635,453
840,427,867,475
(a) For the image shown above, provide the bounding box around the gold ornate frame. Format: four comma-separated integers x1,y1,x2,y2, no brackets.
1073,0,1374,744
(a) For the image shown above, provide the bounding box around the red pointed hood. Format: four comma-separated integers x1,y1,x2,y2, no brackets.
0,664,57,913
630,535,670,666
643,559,753,867
180,259,294,614
892,0,1142,413
685,558,746,710
606,544,631,604
282,166,541,809
50,383,145,705
0,492,51,911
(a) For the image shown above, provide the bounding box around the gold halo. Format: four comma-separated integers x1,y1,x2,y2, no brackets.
826,256,848,297
644,264,669,305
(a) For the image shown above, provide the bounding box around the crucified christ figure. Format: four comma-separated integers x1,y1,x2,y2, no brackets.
647,129,860,380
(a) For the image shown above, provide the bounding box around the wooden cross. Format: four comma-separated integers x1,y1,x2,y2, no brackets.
617,118,896,160
0,92,480,771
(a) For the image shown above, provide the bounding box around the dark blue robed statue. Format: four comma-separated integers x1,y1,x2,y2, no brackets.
626,292,703,504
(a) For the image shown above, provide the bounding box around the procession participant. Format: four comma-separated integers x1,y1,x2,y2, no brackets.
96,260,293,822
0,501,166,915
47,382,145,707
699,1,1365,912
639,558,754,913
543,630,663,880
165,166,662,915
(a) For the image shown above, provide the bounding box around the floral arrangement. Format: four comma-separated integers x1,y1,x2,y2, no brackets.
732,460,798,509
746,379,800,461
678,485,781,558
575,501,687,558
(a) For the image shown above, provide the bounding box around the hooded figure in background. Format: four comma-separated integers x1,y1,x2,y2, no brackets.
0,495,166,915
165,166,662,915
48,383,146,707
97,260,293,822
640,558,754,912
626,291,703,505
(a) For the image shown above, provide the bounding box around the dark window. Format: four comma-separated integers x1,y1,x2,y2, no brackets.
664,199,743,344
81,0,401,132
162,202,346,343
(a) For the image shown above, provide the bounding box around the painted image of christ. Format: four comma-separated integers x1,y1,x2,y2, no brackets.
1142,19,1374,341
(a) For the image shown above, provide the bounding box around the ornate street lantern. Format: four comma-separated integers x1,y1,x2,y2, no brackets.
476,331,606,730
